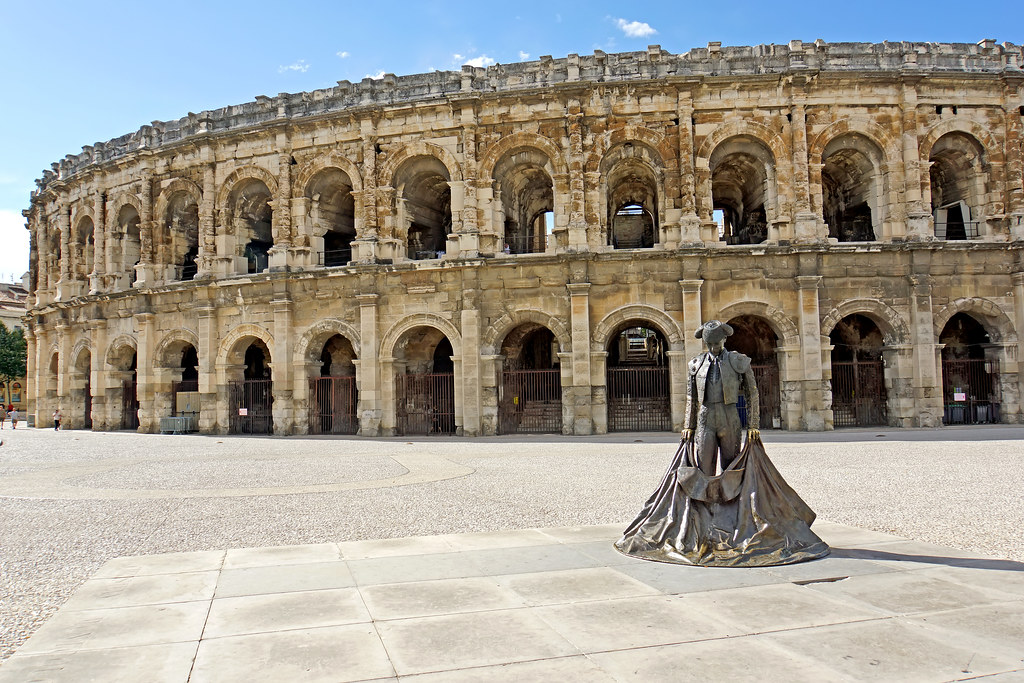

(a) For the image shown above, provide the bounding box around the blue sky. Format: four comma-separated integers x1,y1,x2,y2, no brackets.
1,1,1020,283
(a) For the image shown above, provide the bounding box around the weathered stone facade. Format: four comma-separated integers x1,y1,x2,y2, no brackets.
21,40,1024,435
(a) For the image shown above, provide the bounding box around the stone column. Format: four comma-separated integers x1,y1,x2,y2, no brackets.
459,284,481,435
90,320,108,430
908,275,943,426
56,321,69,417
270,287,293,434
565,99,588,250
196,302,218,433
677,92,701,244
790,98,823,242
1013,272,1024,423
24,326,36,424
197,163,216,278
90,191,106,294
270,152,292,270
136,312,156,432
667,350,688,430
356,293,381,435
135,174,156,287
679,279,703,360
350,121,379,263
56,205,72,300
1005,92,1024,239
456,106,481,256
796,275,827,430
567,282,593,433
900,78,931,239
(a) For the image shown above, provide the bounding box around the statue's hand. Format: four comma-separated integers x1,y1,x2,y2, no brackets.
747,428,760,441
681,429,694,442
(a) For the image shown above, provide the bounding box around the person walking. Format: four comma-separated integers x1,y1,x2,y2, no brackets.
10,408,18,429
0,407,5,430
53,408,62,431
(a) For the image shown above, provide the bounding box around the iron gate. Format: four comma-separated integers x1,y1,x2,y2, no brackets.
499,369,562,434
228,379,274,434
83,379,93,429
737,364,782,429
606,366,671,432
172,379,200,418
942,358,1000,425
121,379,139,430
831,359,888,427
396,372,455,435
309,376,358,434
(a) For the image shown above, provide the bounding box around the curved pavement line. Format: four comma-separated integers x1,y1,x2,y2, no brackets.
0,454,475,500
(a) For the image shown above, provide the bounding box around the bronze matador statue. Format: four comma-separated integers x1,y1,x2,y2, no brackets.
682,320,759,476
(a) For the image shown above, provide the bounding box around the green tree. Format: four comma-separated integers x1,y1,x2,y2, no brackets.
0,323,27,392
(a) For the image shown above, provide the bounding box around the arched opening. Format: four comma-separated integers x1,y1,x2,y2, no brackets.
113,205,141,290
74,217,95,285
171,344,200,425
930,132,986,240
607,158,658,249
309,334,358,434
229,340,274,434
710,136,773,245
394,327,455,435
164,193,200,280
47,228,62,290
940,313,999,424
230,180,274,273
829,314,888,427
821,135,883,242
498,324,561,434
494,149,554,255
108,347,139,431
725,315,782,429
71,349,92,429
46,352,59,417
606,322,670,431
395,157,451,260
307,169,356,267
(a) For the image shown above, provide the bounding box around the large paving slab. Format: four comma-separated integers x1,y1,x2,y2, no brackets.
2,521,1023,682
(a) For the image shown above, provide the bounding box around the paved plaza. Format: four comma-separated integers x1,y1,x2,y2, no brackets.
1,426,1023,680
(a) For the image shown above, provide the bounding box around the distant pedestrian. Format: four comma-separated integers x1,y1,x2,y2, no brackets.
0,409,5,430
10,408,18,429
53,408,62,431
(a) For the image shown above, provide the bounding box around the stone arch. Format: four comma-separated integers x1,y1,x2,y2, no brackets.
933,298,1017,344
154,328,200,367
70,205,96,230
591,305,684,351
919,120,996,163
697,120,788,165
70,338,93,371
380,313,463,360
821,298,911,347
379,141,463,186
808,119,900,166
215,165,280,210
294,319,361,365
585,125,674,175
154,178,203,222
217,324,275,367
109,193,144,225
296,153,364,196
716,301,800,348
105,335,138,369
481,309,571,356
479,132,568,182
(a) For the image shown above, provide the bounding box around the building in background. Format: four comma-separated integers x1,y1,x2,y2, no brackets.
0,282,28,414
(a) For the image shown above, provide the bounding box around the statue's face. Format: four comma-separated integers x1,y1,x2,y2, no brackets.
707,337,725,355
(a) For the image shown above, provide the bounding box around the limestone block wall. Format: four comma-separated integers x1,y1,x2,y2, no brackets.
19,40,1024,435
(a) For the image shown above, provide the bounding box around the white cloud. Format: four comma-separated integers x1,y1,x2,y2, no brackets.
518,51,530,60
452,53,465,62
365,70,386,80
336,51,350,59
616,18,657,38
0,210,30,283
277,59,310,74
462,55,495,68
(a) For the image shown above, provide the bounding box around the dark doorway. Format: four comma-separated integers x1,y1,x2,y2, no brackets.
499,326,561,434
829,314,888,427
396,335,456,435
940,313,999,424
309,335,358,434
726,315,782,429
229,342,273,434
606,324,671,431
121,353,139,430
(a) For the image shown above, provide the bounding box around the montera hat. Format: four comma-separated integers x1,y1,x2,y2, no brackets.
695,320,734,344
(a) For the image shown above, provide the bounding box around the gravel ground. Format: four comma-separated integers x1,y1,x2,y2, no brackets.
1,425,1022,661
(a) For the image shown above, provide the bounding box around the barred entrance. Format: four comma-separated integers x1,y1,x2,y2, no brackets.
831,359,888,427
499,369,562,434
228,379,274,434
396,373,455,435
171,379,199,418
309,376,358,434
83,378,93,429
121,379,139,430
738,363,781,429
607,366,671,431
942,358,1000,425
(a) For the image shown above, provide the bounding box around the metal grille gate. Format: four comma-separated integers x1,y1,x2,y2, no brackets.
396,373,455,435
309,376,358,434
942,358,1000,425
499,369,562,434
606,366,671,432
172,380,200,418
831,359,888,427
121,379,139,430
228,379,274,434
737,364,782,429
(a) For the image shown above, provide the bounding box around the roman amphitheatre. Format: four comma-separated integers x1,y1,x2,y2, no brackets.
20,39,1024,436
